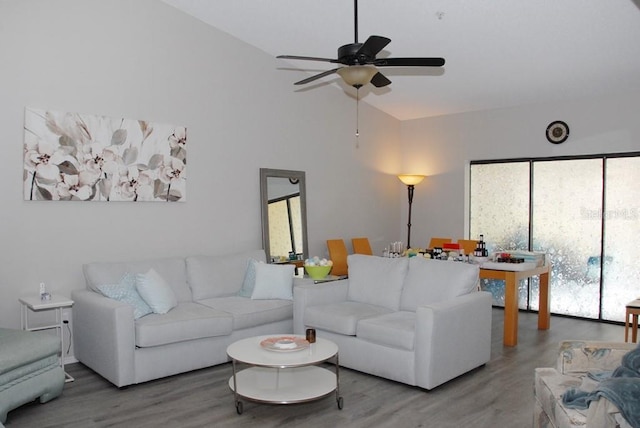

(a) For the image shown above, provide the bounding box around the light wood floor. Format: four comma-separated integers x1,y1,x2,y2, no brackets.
6,309,625,428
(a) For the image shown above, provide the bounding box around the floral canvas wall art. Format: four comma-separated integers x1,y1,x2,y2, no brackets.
23,108,186,202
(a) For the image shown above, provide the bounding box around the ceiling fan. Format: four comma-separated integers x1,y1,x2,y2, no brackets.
277,0,445,89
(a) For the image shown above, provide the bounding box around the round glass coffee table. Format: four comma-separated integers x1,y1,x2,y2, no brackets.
227,335,343,414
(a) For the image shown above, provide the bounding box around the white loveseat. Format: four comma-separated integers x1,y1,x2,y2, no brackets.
293,254,492,390
72,249,294,387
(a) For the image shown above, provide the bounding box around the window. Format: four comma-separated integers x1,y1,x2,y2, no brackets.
470,153,640,322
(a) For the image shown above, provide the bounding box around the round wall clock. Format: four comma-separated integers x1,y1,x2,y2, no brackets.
546,121,570,144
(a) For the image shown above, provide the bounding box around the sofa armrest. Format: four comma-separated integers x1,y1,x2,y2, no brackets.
414,291,492,390
557,340,636,375
293,279,349,335
71,289,136,387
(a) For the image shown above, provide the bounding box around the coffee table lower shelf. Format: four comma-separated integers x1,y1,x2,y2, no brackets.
229,366,342,414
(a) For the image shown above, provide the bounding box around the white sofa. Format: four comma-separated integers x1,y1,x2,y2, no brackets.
72,249,294,388
293,254,492,390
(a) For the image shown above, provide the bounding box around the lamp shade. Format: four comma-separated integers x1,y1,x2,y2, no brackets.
337,66,378,88
397,174,426,186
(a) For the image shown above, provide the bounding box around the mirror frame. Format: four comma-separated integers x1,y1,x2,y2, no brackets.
260,168,309,263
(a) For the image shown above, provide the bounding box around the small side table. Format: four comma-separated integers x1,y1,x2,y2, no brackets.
19,295,74,382
625,299,640,343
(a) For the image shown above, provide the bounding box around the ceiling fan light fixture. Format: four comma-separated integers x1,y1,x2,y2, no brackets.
337,66,378,88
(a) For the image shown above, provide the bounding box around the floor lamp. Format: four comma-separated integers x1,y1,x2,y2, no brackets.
397,174,425,249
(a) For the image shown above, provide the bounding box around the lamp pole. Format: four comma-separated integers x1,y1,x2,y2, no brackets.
397,175,426,250
406,184,415,248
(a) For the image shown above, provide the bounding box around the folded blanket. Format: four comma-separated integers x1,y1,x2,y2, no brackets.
563,344,640,428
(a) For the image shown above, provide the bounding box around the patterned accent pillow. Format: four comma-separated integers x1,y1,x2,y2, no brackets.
238,258,259,297
97,273,152,319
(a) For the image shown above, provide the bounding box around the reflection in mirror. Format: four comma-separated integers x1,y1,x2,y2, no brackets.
260,168,308,264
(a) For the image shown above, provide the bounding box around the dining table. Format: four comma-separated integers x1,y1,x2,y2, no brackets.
479,263,551,347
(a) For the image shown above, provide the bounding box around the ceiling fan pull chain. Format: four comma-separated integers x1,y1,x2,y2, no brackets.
355,87,360,144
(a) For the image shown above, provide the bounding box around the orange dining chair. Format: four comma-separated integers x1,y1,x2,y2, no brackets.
457,239,478,256
326,239,349,276
352,237,373,255
428,237,452,249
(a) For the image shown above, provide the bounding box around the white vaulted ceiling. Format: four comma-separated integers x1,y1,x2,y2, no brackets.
163,0,640,121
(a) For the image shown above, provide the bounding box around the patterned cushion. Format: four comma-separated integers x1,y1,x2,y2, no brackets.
238,258,259,297
97,273,152,319
559,341,636,375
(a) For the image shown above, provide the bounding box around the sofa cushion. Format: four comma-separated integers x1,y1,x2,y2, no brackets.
84,257,191,302
346,254,408,311
400,258,479,311
187,249,267,300
251,263,295,300
197,296,293,330
356,311,416,351
304,301,393,336
134,302,232,347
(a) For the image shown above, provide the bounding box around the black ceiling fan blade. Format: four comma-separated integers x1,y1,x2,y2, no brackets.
277,55,339,63
374,57,446,67
370,72,391,88
293,68,340,85
356,35,391,59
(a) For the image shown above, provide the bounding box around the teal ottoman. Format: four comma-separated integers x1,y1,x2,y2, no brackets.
0,328,65,423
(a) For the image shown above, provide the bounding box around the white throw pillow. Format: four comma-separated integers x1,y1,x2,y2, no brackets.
251,263,295,300
136,268,178,314
347,254,409,311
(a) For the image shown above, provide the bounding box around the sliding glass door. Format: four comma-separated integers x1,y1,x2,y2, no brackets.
470,153,640,322
601,157,640,320
531,159,602,318
470,162,529,307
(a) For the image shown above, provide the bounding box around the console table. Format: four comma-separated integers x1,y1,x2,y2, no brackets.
479,264,551,347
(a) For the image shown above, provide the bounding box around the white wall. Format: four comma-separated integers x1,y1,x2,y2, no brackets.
0,0,403,331
400,91,640,248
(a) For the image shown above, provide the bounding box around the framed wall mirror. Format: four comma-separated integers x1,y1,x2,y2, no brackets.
260,168,309,263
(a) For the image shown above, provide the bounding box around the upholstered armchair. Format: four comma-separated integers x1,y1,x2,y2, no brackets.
534,340,636,428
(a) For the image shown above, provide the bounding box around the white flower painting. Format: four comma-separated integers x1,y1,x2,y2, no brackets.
23,108,187,202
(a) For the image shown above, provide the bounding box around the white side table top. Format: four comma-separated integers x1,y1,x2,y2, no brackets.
227,335,337,367
19,295,74,310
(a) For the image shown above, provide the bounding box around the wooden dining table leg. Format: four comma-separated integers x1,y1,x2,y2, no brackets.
503,272,518,347
538,271,551,330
